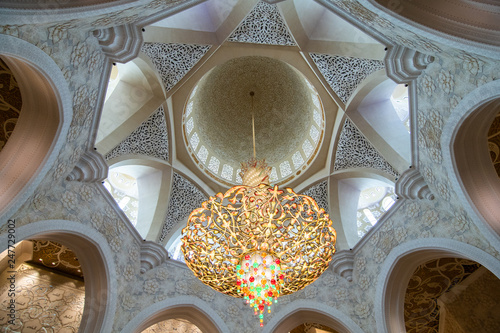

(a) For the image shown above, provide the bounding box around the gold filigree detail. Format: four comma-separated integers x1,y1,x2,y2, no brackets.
404,258,481,333
290,322,339,333
0,58,22,151
181,182,336,297
488,112,500,178
28,240,83,279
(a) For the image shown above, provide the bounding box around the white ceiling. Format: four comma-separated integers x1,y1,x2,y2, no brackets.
151,0,379,44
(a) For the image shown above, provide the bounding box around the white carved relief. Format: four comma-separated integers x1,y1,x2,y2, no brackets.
334,119,399,177
302,180,329,214
158,172,207,242
227,1,296,46
105,106,168,162
310,53,384,104
141,43,211,92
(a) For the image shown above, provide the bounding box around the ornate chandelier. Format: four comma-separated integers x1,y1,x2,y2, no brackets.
181,92,336,327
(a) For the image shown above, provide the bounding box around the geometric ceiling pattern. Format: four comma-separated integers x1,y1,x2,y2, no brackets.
334,118,399,177
104,105,168,162
141,43,211,92
302,180,329,214
310,53,385,104
227,1,296,46
159,172,207,243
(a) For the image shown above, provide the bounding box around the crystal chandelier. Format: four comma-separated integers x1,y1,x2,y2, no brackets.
181,92,336,327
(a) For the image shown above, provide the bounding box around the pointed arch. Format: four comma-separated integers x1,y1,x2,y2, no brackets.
0,35,72,221
263,300,364,333
121,296,229,333
442,79,500,241
0,220,117,332
375,238,500,333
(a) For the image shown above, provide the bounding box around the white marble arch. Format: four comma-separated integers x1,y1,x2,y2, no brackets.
263,299,364,333
366,0,500,59
121,295,230,333
442,79,500,243
375,238,500,333
0,219,117,333
0,34,72,222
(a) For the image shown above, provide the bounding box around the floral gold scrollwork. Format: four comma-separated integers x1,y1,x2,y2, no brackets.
290,322,339,333
488,112,500,178
181,182,336,297
0,263,84,332
142,319,202,333
29,240,83,279
404,258,481,333
0,58,22,151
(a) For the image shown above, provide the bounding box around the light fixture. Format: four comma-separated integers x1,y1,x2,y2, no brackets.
181,92,336,327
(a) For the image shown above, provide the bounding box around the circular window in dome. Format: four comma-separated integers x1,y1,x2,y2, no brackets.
182,56,325,185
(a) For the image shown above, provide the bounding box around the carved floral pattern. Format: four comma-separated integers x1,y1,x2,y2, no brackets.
141,43,211,92
0,58,21,151
310,53,384,104
105,106,168,162
404,258,481,333
488,112,500,178
334,119,399,177
0,263,85,332
28,240,83,279
302,180,329,214
227,1,296,46
143,318,202,333
1,1,500,332
158,172,207,242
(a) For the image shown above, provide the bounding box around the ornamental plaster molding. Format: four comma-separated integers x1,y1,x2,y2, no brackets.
263,300,365,333
120,296,231,333
375,238,500,333
158,172,207,243
441,79,500,241
329,250,355,282
93,23,143,63
334,118,399,177
310,53,385,104
67,149,108,182
0,34,72,222
105,105,169,162
384,44,435,84
0,219,119,333
302,180,329,214
227,1,296,46
395,167,434,200
140,240,169,273
141,43,211,93
368,0,500,58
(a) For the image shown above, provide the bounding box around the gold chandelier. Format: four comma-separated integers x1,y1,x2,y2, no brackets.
181,92,336,327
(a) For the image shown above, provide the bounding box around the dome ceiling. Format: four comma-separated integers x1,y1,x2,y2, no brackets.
183,56,324,185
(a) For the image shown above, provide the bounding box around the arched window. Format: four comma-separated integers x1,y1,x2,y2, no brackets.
390,84,410,133
357,186,396,238
167,234,185,263
103,170,139,226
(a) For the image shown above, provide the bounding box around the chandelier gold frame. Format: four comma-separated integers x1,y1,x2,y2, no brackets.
181,92,336,326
